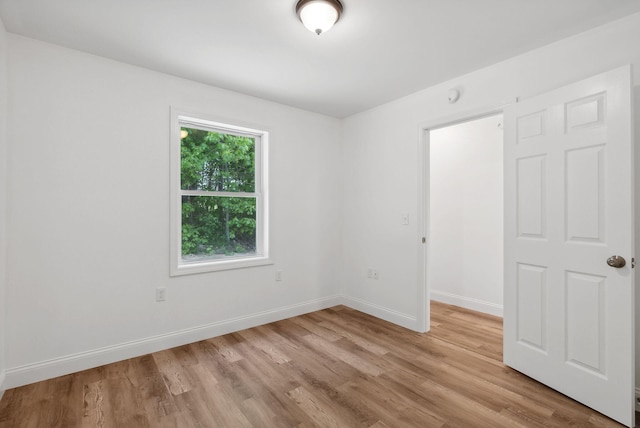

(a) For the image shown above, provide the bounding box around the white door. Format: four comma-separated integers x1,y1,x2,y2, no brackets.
503,65,635,427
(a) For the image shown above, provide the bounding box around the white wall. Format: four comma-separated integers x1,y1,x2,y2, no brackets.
3,35,343,388
429,115,503,316
0,15,8,398
341,12,640,382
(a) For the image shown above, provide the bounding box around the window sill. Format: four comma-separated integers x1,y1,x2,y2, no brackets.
170,256,273,277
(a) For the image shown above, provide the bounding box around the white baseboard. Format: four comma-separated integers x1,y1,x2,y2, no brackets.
341,296,418,331
3,295,342,389
430,290,503,317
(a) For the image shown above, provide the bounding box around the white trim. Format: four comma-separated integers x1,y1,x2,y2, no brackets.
2,295,341,389
341,296,418,331
181,190,257,198
430,290,504,317
178,117,266,139
174,256,274,276
416,127,429,333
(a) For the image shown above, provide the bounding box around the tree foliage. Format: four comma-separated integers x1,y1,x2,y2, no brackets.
181,128,256,258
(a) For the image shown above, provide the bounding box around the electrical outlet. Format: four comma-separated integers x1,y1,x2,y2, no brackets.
275,270,283,281
156,287,167,302
372,270,379,280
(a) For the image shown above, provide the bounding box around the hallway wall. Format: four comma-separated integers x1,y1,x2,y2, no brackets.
429,115,503,316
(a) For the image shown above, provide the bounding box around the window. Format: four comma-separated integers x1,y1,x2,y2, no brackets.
170,109,270,275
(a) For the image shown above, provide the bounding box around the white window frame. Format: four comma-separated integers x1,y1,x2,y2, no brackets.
170,108,270,276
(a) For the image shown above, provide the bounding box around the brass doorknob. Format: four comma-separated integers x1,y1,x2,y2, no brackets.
606,255,626,268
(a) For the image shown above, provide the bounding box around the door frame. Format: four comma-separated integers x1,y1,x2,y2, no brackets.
416,102,514,332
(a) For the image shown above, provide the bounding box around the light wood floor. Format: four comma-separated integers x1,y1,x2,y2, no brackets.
0,301,627,427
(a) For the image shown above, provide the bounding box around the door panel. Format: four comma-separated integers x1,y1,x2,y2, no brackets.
565,271,605,374
516,263,547,351
517,156,546,238
565,145,604,242
504,65,634,427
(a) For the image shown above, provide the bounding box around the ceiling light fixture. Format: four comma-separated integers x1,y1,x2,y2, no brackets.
296,0,343,35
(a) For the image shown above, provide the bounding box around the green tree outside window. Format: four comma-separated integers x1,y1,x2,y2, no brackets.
180,128,257,260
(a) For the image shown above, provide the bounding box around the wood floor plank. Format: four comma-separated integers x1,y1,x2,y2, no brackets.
136,373,178,423
235,327,292,365
204,335,245,363
0,302,629,427
285,386,352,428
198,334,309,426
190,343,254,404
153,349,196,396
336,376,446,428
288,315,343,342
316,319,389,356
281,352,381,427
302,333,384,377
82,380,114,427
239,396,281,427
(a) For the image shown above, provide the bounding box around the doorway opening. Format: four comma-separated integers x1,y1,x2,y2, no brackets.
427,113,504,318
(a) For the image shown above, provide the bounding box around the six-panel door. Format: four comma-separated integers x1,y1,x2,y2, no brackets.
503,66,634,427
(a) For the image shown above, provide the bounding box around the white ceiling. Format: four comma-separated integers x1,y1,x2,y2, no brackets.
1,0,640,118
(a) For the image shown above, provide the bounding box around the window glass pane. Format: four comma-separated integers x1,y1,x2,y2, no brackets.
181,195,257,263
180,127,255,192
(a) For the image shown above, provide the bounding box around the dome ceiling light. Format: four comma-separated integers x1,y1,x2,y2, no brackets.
296,0,343,35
